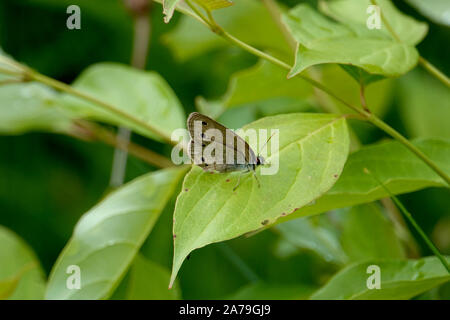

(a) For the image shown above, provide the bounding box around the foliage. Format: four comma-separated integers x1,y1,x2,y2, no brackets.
0,0,449,300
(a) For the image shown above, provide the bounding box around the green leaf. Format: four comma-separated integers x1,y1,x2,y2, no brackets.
406,0,450,26
0,226,46,299
0,83,74,135
283,4,421,78
59,63,185,141
320,0,428,46
163,0,291,61
170,113,350,286
281,138,450,222
45,167,187,300
398,70,450,139
310,257,450,299
275,215,346,264
197,60,315,118
123,254,181,300
340,204,406,261
225,282,316,300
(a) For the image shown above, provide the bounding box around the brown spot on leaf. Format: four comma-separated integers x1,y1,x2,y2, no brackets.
281,212,286,216
185,188,188,192
333,174,339,178
173,234,176,239
261,219,269,225
226,179,230,182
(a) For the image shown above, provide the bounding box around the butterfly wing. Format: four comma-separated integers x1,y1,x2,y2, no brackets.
187,112,257,172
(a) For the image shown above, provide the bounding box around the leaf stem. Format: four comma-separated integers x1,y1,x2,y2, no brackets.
365,168,450,273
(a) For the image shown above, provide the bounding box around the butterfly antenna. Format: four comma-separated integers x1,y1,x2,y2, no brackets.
258,132,276,156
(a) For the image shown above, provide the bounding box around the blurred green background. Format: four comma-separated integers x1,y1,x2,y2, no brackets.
0,0,449,299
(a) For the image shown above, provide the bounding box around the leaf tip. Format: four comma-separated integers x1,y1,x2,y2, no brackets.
162,1,175,24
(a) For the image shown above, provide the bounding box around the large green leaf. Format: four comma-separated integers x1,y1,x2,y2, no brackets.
197,60,315,118
280,138,450,222
45,167,187,300
0,226,46,299
170,113,350,286
340,204,405,261
162,0,291,61
0,83,74,135
310,257,450,299
59,63,185,141
122,254,181,300
398,71,450,139
283,4,422,78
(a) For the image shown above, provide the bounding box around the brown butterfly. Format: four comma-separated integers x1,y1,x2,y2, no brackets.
187,112,267,190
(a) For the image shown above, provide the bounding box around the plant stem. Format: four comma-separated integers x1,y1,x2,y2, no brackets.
28,71,174,145
365,168,450,273
392,195,450,273
186,3,450,186
418,56,450,88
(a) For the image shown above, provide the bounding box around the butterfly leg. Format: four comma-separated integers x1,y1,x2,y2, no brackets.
253,171,261,188
233,169,250,192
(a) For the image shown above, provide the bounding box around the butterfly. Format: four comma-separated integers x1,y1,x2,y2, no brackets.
187,112,270,190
